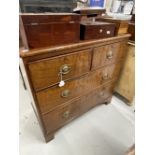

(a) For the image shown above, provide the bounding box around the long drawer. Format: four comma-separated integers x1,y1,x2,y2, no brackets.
36,62,122,114
42,82,114,134
28,49,91,91
92,41,127,70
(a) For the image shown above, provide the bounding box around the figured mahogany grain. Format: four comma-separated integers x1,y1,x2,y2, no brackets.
36,62,122,114
20,35,130,142
80,21,115,40
28,49,91,91
20,34,131,58
92,41,127,70
42,82,115,135
21,13,80,49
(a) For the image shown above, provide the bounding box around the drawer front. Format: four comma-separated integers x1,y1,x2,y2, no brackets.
28,49,91,91
43,97,81,134
81,83,115,112
36,62,122,114
84,25,115,40
92,42,127,70
42,82,115,134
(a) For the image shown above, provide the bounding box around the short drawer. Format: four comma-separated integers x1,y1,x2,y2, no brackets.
42,82,115,134
28,49,91,91
92,41,127,70
36,62,122,114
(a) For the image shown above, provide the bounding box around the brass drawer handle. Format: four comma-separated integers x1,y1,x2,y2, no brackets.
99,91,105,97
106,51,113,59
60,64,71,75
61,89,70,98
102,73,109,80
63,110,70,118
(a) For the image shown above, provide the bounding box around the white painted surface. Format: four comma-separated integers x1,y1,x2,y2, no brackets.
19,76,135,155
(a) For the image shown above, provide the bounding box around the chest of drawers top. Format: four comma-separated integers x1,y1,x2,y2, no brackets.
20,34,130,59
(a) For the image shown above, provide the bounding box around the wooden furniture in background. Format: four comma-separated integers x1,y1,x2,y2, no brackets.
115,42,135,104
20,34,130,142
128,22,135,42
19,15,29,50
20,13,81,49
80,21,116,40
96,17,129,35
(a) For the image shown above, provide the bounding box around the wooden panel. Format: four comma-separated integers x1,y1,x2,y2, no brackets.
43,97,81,134
20,14,80,49
128,23,135,42
81,83,115,113
21,13,80,24
92,41,127,70
24,22,80,48
118,22,129,34
20,34,131,58
115,44,135,104
96,18,129,35
19,16,29,49
28,49,91,91
42,83,114,134
36,62,122,114
80,21,115,40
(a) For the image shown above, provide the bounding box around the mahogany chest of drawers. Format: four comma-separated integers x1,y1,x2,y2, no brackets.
20,34,130,142
20,13,81,49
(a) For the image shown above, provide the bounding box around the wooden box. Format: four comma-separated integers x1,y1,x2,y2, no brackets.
80,21,116,40
96,18,129,35
20,13,81,49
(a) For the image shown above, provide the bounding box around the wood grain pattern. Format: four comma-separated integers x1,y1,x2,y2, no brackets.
115,43,135,104
21,13,80,24
92,41,127,70
36,62,122,114
19,16,29,50
96,18,129,35
20,35,129,142
20,34,131,58
28,49,91,91
42,82,115,135
128,22,135,42
20,13,80,49
80,21,115,40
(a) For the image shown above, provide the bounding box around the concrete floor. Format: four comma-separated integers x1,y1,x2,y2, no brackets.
19,76,135,155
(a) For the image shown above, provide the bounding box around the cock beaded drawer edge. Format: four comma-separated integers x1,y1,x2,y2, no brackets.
20,34,130,142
